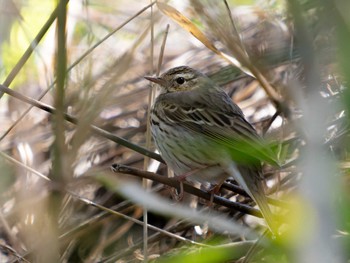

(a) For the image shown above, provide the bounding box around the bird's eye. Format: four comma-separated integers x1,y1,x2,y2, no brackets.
175,77,185,84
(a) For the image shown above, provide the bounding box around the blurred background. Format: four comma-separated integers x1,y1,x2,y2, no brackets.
0,0,349,262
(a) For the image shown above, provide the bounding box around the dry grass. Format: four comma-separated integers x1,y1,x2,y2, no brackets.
0,0,348,262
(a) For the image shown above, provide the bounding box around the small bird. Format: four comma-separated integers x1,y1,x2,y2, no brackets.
145,66,276,233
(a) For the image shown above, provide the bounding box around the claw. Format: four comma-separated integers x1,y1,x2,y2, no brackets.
177,167,202,181
171,181,184,201
172,168,202,201
207,184,221,207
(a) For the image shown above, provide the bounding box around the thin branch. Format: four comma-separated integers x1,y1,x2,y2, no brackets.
111,163,263,218
262,110,281,135
69,1,156,71
157,24,170,75
68,192,201,246
100,220,213,263
0,149,203,255
0,1,156,142
0,84,163,163
0,1,70,97
142,2,158,260
223,0,246,52
0,151,50,181
242,230,270,263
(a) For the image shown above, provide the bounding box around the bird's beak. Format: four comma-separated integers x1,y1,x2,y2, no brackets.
144,76,167,87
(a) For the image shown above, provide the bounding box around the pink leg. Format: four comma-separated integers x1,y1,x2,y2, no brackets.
176,167,204,181
171,181,184,201
173,165,221,203
207,176,227,206
207,184,220,206
172,169,207,201
172,167,208,201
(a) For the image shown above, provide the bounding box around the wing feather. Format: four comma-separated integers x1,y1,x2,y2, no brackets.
155,90,278,166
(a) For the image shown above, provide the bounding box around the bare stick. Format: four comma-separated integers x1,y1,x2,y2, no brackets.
0,84,163,163
111,163,263,218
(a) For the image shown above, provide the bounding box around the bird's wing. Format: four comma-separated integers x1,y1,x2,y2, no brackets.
155,90,278,166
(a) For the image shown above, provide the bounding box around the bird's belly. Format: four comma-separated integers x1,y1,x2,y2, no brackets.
151,125,230,185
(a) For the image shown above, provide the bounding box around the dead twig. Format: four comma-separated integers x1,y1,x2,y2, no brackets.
111,163,263,218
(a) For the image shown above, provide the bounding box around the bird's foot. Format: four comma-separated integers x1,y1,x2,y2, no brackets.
171,180,184,201
176,167,202,181
207,184,222,207
171,168,203,201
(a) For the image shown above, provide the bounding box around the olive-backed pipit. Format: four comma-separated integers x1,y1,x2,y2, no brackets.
146,66,276,233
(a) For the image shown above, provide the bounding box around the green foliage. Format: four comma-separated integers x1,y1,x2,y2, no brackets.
0,158,15,195
0,0,55,85
0,0,348,262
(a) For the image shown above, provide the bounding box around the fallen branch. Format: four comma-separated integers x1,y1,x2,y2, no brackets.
111,163,262,218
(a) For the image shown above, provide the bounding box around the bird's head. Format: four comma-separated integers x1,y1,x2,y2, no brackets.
145,66,208,93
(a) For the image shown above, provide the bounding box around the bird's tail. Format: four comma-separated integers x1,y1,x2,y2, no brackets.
235,165,277,234
250,187,277,234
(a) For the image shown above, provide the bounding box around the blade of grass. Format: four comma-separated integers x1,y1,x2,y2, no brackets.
0,1,70,98
142,2,157,261
0,84,163,163
0,1,157,143
44,0,69,262
0,150,206,258
160,1,283,109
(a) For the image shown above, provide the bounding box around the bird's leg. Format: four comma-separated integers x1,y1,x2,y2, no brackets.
171,181,184,201
207,184,221,207
176,167,203,181
207,175,227,206
172,166,208,201
174,165,222,202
